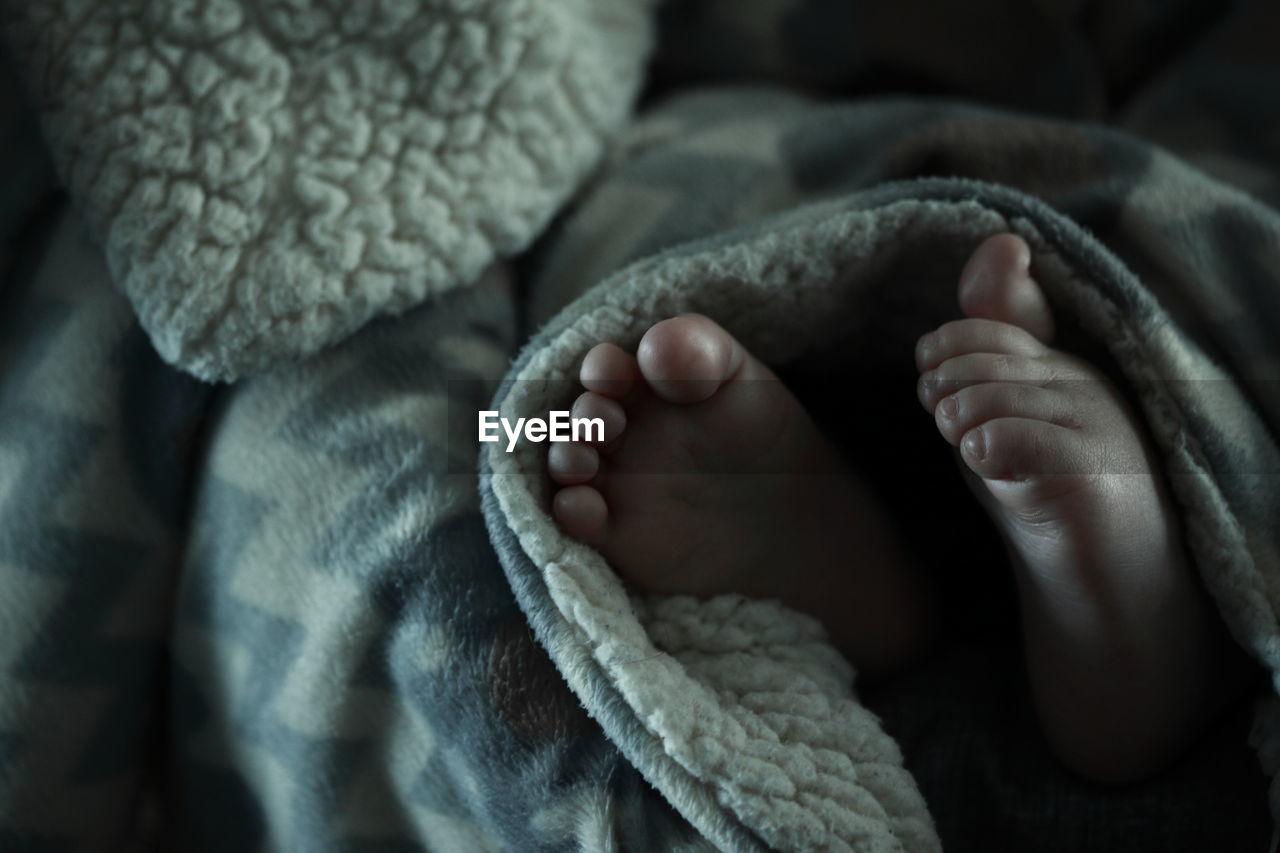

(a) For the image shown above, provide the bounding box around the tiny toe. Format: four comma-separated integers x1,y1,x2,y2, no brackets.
959,417,1087,481
552,485,608,543
958,233,1055,343
570,391,626,445
636,313,747,404
917,352,1054,411
915,317,1046,372
581,343,640,399
548,442,600,485
934,382,1076,446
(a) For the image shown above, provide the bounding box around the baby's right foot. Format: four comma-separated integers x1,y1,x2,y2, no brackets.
917,234,1251,783
549,314,933,675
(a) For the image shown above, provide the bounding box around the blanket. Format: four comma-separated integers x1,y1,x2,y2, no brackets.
482,1,1280,847
3,0,1280,851
481,92,1280,852
3,0,653,381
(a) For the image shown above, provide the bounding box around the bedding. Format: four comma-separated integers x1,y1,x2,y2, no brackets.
481,92,1280,852
3,0,652,381
2,1,1279,850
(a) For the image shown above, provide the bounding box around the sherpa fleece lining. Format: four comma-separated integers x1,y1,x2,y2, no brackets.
3,0,652,381
482,180,1277,852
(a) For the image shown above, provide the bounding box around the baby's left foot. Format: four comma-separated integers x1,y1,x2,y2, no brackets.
917,234,1251,783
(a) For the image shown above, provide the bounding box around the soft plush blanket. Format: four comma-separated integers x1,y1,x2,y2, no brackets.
481,90,1280,851
3,0,652,381
3,1,1280,851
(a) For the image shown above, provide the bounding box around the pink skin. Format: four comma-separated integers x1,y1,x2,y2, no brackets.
549,232,1252,783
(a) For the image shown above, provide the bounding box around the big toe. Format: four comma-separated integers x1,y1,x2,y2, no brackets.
636,313,746,404
958,233,1055,344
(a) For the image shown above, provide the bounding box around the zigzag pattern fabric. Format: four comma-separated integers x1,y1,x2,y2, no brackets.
3,1,1280,851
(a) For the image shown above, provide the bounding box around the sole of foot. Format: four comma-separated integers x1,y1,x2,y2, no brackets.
550,313,933,675
917,233,1250,783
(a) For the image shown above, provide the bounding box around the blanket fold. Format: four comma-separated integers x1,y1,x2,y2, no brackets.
481,88,1280,851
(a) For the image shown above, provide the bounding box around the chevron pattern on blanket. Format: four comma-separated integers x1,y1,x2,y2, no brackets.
166,271,709,851
0,211,210,849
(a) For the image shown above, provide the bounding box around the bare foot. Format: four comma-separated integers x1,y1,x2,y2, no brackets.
916,233,1251,783
549,314,933,674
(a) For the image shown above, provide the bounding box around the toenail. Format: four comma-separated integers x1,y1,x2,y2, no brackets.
940,396,958,419
919,372,938,394
963,428,986,460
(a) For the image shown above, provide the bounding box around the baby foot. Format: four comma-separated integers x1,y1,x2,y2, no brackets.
550,314,932,674
917,233,1249,782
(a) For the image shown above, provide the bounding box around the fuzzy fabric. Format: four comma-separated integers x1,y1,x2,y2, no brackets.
3,1,1280,850
2,0,652,381
0,204,721,850
480,88,1280,850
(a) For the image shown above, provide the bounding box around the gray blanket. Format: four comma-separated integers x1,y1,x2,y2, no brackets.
3,1,1279,850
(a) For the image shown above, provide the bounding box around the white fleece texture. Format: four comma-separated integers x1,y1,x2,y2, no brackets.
4,0,652,381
